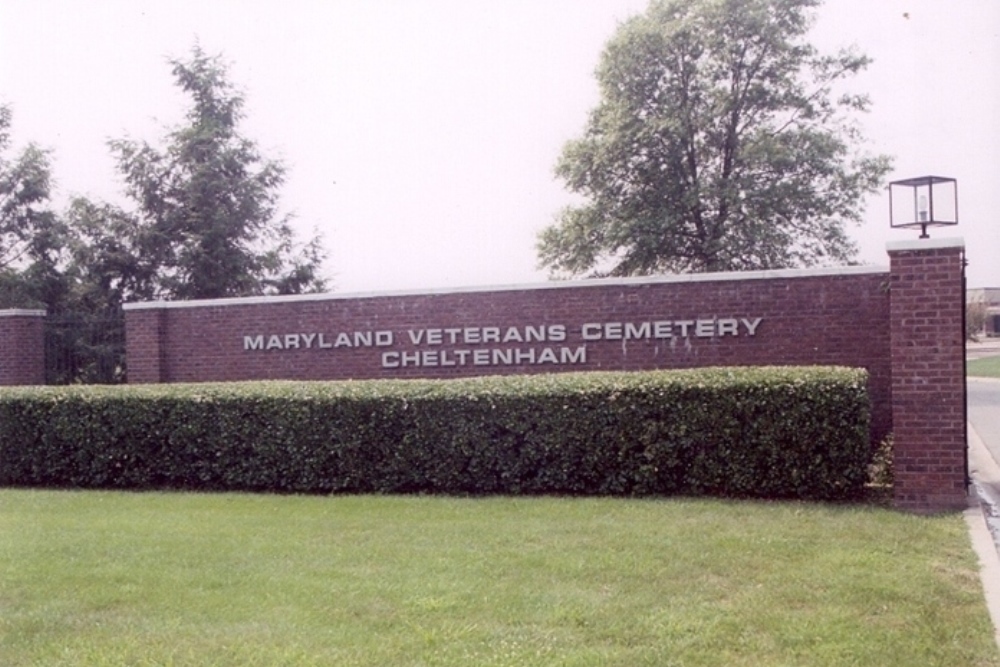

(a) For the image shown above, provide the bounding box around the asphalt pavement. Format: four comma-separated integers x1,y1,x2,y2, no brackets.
969,380,1000,474
969,338,1000,361
966,357,1000,650
969,379,1000,527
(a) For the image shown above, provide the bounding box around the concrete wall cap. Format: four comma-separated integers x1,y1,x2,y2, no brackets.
123,264,890,311
886,237,965,253
0,309,46,317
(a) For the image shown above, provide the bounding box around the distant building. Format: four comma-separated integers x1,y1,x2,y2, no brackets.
967,287,1000,337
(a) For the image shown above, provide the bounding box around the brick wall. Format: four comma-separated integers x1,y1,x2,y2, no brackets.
888,238,968,512
0,244,969,512
125,267,894,444
0,310,46,386
124,308,166,385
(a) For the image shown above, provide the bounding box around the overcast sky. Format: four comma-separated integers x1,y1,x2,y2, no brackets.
1,0,998,293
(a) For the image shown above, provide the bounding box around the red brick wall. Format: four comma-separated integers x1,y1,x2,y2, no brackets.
888,239,967,512
125,267,893,443
124,308,166,385
0,310,46,386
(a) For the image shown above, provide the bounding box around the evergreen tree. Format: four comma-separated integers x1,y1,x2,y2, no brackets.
0,104,68,309
71,45,327,305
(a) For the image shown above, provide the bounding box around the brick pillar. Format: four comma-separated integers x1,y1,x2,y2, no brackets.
124,305,167,383
0,309,47,386
887,238,967,512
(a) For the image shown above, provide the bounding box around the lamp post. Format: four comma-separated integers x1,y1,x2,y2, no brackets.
888,175,958,239
888,174,968,494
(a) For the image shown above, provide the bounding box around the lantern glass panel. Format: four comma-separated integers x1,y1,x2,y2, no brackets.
889,176,958,229
929,179,958,223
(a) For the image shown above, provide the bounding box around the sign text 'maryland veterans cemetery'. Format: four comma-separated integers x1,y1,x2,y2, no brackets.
242,317,764,370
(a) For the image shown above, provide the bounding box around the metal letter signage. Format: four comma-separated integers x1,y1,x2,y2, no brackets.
242,317,762,372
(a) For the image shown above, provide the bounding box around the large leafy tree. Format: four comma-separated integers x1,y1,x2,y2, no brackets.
538,0,891,277
70,45,327,305
0,104,68,308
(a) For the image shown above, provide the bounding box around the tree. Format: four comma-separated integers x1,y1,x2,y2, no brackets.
0,104,68,309
538,0,892,277
65,199,160,311
966,295,987,341
70,45,327,305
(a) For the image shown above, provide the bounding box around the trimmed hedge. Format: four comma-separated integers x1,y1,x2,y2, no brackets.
0,366,871,500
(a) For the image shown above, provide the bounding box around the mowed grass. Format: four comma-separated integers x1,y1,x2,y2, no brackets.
1,491,998,667
969,355,1000,378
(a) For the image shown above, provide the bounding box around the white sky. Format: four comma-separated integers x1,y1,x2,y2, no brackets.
1,0,998,292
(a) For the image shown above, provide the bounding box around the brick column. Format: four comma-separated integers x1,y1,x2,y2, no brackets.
0,309,46,386
124,305,168,383
887,238,967,512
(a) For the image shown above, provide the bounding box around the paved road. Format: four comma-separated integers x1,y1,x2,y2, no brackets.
968,338,1000,361
970,380,1000,469
968,379,1000,556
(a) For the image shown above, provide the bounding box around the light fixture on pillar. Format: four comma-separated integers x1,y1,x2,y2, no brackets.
888,175,958,239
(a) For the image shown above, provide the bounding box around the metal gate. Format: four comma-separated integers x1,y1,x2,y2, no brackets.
44,310,126,384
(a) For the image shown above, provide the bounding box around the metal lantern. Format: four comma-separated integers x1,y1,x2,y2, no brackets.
888,175,958,238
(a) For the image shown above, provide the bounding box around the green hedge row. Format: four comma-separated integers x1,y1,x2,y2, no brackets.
0,366,871,500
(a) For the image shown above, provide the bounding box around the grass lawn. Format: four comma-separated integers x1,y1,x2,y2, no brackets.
1,491,998,667
969,356,1000,379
